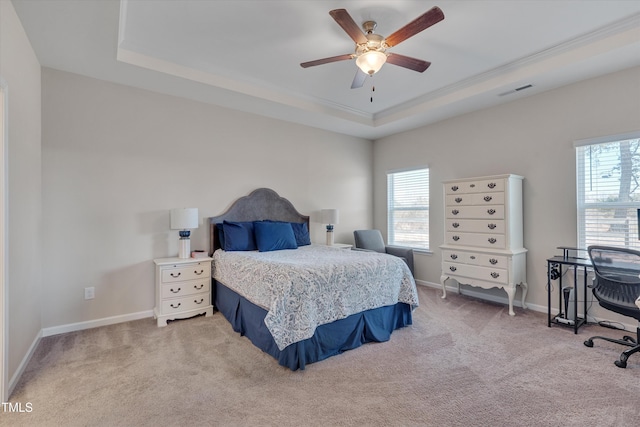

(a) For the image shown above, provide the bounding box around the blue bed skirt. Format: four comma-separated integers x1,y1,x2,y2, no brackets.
215,281,413,370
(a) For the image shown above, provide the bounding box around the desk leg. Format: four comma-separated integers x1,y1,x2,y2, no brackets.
583,266,589,326
547,261,552,327
573,265,578,334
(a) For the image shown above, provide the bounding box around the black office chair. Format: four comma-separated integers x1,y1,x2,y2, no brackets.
353,229,414,276
584,245,640,368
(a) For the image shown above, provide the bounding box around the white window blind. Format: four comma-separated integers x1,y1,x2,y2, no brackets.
387,167,429,250
576,135,640,250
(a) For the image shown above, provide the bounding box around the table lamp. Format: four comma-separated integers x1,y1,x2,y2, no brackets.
170,208,199,258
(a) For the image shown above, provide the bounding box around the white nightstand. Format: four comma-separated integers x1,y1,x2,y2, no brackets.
153,257,214,327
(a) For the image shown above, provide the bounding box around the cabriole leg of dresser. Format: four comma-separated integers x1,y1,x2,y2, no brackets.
440,275,449,299
520,282,528,309
504,285,516,316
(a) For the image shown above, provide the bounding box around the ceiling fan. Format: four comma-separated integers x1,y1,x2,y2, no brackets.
300,6,445,89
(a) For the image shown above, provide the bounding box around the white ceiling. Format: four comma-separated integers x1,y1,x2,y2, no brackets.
12,0,640,140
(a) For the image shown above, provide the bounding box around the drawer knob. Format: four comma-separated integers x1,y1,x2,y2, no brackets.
487,182,496,189
490,272,500,278
194,298,204,304
452,222,460,228
452,209,459,215
450,254,458,260
484,196,492,202
452,235,460,241
488,238,497,244
470,184,475,188
170,303,181,309
170,272,181,278
489,258,498,265
194,284,204,290
470,255,476,260
170,287,181,294
455,197,462,203
451,185,459,192
449,266,457,272
194,269,204,275
487,223,497,229
487,209,496,215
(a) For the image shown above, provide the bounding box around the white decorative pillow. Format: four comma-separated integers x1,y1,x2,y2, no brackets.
636,295,640,310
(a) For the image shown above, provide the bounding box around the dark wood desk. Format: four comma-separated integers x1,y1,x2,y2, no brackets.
547,251,592,334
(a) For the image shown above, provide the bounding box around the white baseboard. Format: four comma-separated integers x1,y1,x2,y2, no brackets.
417,279,548,315
8,329,42,399
7,310,154,399
416,280,637,331
41,310,154,337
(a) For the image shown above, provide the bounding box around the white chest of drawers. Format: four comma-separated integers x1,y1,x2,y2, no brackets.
153,257,214,327
440,174,528,316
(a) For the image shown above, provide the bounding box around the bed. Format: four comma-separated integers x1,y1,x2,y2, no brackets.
209,188,419,370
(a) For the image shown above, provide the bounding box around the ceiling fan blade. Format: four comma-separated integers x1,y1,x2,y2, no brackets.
329,9,368,45
351,69,368,89
384,6,445,48
300,54,354,68
386,53,431,73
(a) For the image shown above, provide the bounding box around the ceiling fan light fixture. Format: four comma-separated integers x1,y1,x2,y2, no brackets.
356,51,387,76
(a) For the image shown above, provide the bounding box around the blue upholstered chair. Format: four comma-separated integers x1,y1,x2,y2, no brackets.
353,229,414,276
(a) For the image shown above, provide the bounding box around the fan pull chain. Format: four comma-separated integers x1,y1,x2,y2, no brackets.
370,80,376,103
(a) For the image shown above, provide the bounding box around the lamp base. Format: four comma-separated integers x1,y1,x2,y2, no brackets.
178,238,190,259
326,230,334,246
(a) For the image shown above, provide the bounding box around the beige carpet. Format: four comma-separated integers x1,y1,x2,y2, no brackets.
4,286,640,427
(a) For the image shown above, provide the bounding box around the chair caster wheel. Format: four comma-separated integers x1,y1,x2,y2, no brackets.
584,339,593,347
614,359,627,368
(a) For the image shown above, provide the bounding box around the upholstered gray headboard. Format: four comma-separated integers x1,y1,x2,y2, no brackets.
209,188,310,255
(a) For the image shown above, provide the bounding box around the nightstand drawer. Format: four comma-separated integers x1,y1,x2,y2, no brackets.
160,293,210,314
160,279,210,299
160,262,209,283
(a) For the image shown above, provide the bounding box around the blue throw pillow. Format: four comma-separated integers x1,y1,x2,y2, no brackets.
216,223,226,249
223,221,257,251
254,221,298,252
290,222,311,246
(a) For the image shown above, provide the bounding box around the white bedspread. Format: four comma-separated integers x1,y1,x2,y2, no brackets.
213,244,419,350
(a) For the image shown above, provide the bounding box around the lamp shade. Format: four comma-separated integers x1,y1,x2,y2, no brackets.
170,208,199,230
356,51,387,75
321,209,339,225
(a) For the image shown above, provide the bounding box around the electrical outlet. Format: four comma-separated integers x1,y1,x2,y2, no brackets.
84,287,95,300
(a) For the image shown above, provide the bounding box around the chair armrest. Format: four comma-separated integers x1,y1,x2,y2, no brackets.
385,246,415,275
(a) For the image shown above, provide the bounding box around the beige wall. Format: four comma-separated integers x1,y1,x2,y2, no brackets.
374,66,640,321
0,0,43,393
41,68,373,328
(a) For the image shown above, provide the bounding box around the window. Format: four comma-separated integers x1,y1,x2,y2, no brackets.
576,133,640,250
387,167,429,250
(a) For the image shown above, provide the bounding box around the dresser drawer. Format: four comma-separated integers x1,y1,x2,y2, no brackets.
446,219,505,234
442,250,509,268
445,178,505,195
160,262,210,283
446,205,505,219
160,279,210,299
446,192,505,206
442,261,508,285
160,293,210,314
446,232,506,249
